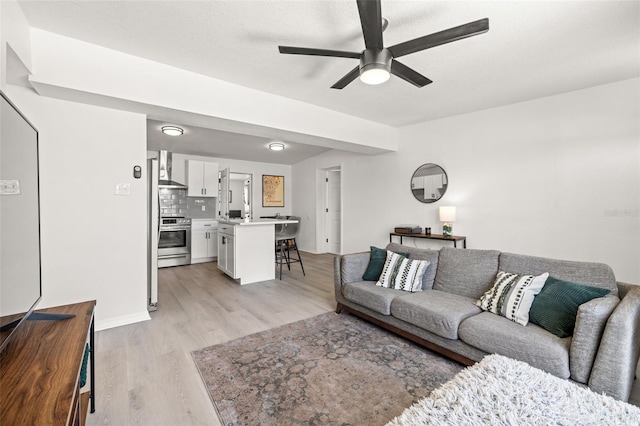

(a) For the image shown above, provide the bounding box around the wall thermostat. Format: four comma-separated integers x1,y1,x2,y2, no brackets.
133,165,142,179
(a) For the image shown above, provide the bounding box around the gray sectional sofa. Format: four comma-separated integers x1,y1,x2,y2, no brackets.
334,243,640,401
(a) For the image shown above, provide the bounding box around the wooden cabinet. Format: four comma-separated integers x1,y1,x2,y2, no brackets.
187,160,219,197
191,220,218,263
0,301,96,426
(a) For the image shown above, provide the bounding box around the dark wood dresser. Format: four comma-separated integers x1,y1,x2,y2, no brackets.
0,301,96,425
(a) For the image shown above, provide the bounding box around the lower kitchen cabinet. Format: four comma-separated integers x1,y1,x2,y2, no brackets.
217,223,235,277
191,219,218,264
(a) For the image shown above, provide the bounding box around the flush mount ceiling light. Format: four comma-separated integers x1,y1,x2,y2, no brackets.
269,142,285,151
161,126,184,136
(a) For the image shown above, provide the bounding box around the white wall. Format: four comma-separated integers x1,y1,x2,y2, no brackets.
6,85,149,330
29,28,397,155
0,0,32,87
293,78,640,283
148,152,293,219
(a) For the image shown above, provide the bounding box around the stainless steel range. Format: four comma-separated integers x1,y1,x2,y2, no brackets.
158,217,191,267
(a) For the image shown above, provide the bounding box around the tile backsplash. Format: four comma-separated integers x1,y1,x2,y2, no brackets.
159,188,188,217
187,197,217,219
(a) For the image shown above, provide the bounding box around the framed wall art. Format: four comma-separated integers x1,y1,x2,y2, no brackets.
262,175,284,207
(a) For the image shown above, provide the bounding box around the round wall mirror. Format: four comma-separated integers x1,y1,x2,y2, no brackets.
410,163,448,203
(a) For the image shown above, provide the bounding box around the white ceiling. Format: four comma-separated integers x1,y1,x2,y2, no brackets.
18,1,640,163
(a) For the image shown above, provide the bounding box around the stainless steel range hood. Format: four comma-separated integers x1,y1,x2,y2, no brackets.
158,150,188,188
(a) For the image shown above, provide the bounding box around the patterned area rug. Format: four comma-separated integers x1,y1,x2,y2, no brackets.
192,312,463,426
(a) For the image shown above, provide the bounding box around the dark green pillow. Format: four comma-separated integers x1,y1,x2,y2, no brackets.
362,246,409,281
529,276,610,338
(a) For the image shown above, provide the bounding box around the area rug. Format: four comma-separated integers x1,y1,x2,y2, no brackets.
387,354,640,426
192,312,463,426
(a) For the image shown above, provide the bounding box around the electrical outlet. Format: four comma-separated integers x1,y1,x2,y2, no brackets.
201,206,206,211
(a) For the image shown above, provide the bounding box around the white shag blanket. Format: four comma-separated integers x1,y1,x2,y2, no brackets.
387,354,640,426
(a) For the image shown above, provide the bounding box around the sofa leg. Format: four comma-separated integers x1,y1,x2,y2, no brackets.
336,303,344,314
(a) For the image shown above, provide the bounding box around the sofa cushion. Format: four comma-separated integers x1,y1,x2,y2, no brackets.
342,281,405,315
391,291,481,339
498,252,618,296
529,276,611,338
433,247,501,299
362,246,409,281
386,243,439,290
459,312,571,379
477,271,549,326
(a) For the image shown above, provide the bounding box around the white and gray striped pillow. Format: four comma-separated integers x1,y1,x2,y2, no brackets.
476,271,549,326
376,251,430,292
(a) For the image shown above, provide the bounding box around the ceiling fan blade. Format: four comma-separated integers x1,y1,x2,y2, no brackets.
391,60,432,87
331,66,360,89
388,18,489,58
356,0,384,50
279,46,361,59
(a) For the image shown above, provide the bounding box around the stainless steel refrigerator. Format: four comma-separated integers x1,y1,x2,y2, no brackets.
147,158,159,311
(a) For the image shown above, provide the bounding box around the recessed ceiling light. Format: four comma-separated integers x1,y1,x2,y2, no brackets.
269,142,285,151
161,126,184,136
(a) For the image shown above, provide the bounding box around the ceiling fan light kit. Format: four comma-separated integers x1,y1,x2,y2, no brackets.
278,0,489,89
359,49,392,85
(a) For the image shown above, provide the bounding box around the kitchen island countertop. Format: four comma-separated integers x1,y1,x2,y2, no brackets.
218,218,297,226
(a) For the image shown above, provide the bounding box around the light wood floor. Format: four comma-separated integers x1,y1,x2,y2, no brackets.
87,252,639,425
87,253,336,426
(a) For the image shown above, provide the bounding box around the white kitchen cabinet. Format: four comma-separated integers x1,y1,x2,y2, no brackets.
191,220,218,264
217,223,235,277
422,175,444,200
187,160,219,197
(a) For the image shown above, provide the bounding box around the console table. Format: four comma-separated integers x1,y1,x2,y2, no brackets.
0,300,96,426
390,232,467,248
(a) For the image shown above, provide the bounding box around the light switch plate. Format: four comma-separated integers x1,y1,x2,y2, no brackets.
0,180,21,195
115,183,131,196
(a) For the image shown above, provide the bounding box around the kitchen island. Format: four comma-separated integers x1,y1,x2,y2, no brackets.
217,218,297,284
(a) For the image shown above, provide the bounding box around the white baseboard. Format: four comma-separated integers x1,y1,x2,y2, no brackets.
95,311,151,331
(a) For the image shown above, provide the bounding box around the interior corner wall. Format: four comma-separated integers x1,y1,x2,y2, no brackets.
293,78,640,283
5,85,149,330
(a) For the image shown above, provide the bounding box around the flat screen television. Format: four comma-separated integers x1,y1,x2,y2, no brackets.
0,90,42,352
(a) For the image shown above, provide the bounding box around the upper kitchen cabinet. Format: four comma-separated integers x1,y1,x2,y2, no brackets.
187,160,219,197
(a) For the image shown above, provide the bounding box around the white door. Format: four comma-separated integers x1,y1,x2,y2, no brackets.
326,169,342,254
219,167,230,219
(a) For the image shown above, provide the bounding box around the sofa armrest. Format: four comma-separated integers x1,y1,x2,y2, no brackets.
588,285,640,401
340,252,370,284
334,252,370,306
569,295,619,383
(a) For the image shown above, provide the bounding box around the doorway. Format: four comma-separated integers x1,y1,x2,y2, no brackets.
318,167,342,254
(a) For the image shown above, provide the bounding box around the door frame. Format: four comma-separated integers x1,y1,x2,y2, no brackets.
315,166,342,254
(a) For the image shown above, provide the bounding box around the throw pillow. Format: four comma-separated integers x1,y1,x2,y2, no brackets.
362,246,409,281
529,276,611,338
476,271,549,326
376,251,430,292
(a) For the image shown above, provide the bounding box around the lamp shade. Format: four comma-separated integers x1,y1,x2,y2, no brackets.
439,206,456,222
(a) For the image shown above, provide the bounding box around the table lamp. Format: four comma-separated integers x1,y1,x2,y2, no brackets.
439,206,456,237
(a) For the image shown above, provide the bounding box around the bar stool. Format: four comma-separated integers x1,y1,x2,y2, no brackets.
275,216,305,279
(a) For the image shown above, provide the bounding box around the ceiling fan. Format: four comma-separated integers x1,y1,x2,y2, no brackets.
278,0,489,89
